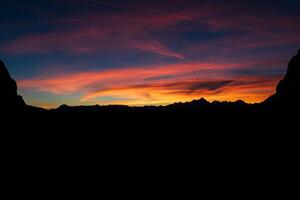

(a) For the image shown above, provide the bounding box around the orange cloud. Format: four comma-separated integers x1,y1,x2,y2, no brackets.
19,61,280,106
19,62,223,92
81,80,233,103
81,76,278,105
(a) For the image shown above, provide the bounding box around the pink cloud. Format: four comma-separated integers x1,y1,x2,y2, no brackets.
128,39,184,59
19,62,223,93
0,11,191,56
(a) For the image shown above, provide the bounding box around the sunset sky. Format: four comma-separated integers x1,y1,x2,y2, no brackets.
1,0,299,108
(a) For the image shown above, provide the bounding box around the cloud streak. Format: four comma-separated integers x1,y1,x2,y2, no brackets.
0,10,190,57
128,39,184,59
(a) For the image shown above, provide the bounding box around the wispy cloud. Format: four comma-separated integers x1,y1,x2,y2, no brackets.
19,62,221,93
128,39,185,59
0,11,189,57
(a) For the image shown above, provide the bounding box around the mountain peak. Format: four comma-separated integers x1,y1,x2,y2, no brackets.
235,100,246,105
198,98,210,104
190,97,210,105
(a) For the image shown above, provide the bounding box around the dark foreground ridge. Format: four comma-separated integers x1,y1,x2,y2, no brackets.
1,50,299,128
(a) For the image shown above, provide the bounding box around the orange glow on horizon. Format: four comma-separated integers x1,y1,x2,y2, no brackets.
18,61,281,107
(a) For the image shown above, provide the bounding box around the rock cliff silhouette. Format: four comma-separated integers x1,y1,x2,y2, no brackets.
0,60,25,112
265,49,300,107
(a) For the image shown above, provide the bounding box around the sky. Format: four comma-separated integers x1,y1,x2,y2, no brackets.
0,0,299,108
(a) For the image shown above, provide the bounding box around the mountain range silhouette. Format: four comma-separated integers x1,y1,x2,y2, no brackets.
1,50,299,117
2,51,299,167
